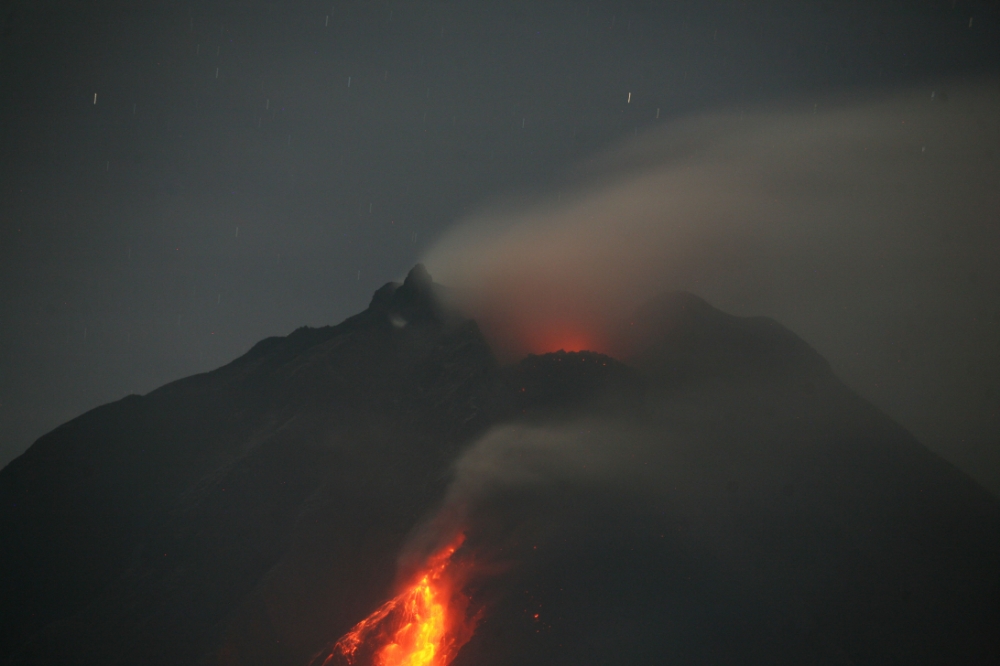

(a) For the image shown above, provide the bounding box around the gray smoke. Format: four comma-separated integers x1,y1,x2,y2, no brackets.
423,82,1000,494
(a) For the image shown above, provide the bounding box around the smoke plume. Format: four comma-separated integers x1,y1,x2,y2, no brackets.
422,82,1000,493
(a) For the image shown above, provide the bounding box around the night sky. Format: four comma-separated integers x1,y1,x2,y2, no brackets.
1,1,998,487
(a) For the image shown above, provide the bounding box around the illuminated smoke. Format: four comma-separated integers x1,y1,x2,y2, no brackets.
425,84,999,358
422,83,1000,487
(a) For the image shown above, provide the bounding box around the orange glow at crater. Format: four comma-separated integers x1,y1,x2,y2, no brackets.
525,330,594,354
520,322,608,356
315,535,478,666
476,313,612,359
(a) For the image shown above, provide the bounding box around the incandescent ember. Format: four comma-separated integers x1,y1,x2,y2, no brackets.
313,534,479,666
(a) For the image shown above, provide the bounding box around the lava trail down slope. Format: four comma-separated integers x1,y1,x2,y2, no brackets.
1,266,998,666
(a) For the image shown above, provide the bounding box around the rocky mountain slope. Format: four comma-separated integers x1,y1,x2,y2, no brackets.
2,266,997,665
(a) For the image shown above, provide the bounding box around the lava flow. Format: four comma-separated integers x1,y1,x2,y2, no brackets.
315,534,478,666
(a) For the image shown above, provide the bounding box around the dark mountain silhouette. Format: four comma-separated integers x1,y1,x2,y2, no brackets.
1,266,998,666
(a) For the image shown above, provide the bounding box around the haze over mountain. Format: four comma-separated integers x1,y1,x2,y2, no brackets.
424,82,1000,494
3,1,999,500
2,266,997,666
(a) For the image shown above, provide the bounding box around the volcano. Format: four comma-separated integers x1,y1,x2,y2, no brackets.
1,265,998,666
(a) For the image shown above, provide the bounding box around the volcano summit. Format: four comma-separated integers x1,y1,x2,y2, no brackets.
1,266,998,666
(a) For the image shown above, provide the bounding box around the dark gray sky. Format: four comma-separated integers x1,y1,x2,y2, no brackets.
1,1,998,485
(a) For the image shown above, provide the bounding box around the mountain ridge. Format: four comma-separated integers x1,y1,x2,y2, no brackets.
2,265,997,666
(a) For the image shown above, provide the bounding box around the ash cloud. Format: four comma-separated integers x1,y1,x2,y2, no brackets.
423,82,1000,493
398,420,659,571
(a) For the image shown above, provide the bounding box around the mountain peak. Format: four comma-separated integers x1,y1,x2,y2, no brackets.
5,276,999,666
403,263,432,290
368,264,447,325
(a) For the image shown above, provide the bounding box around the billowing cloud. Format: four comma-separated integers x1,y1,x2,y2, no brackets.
422,82,1000,492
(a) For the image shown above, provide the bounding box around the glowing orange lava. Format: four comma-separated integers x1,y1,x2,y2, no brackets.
522,324,603,355
316,535,478,666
